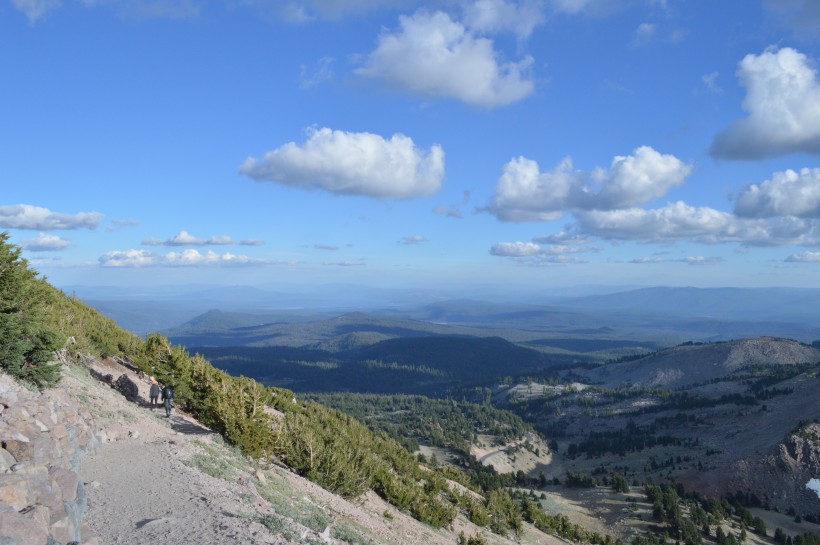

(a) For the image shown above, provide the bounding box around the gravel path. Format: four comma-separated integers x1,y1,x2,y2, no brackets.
69,361,288,545
81,437,283,544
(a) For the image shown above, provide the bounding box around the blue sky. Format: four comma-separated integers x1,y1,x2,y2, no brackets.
3,0,820,293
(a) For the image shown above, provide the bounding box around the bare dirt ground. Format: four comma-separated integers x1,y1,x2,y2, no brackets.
63,358,566,545
470,433,553,476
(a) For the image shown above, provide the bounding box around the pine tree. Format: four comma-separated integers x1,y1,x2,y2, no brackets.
0,233,63,387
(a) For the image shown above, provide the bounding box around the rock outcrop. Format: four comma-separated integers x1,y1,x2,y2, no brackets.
0,372,100,545
113,374,139,402
728,423,820,516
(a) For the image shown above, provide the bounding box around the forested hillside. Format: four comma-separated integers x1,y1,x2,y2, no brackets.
309,393,532,452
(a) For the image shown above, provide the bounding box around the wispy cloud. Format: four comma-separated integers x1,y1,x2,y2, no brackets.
322,259,365,267
106,219,140,232
81,0,200,20
399,235,428,245
701,72,721,94
14,0,202,22
632,22,656,47
532,231,590,245
314,243,339,250
11,0,61,22
299,56,335,88
462,0,545,38
0,204,103,230
433,190,470,218
240,239,264,246
241,127,444,199
432,205,463,218
142,230,233,246
239,0,410,22
785,251,820,262
629,255,723,265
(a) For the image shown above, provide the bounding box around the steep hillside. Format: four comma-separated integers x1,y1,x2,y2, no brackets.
585,337,820,388
61,355,565,545
496,337,820,515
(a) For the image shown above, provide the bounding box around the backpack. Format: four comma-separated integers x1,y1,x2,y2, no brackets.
162,386,174,400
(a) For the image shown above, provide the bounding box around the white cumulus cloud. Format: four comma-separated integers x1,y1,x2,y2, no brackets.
711,46,820,159
490,241,542,256
240,127,444,199
490,239,598,266
735,168,820,218
575,202,736,242
99,249,155,268
160,249,256,266
356,10,534,107
588,146,692,209
575,202,820,246
99,248,260,267
487,146,691,222
19,232,70,252
0,204,103,230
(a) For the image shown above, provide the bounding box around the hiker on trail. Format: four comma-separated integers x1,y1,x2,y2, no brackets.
149,377,160,409
161,384,174,418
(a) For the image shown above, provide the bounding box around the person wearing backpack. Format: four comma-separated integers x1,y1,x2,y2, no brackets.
149,377,160,410
161,384,174,417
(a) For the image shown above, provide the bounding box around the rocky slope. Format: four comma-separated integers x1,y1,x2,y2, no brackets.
2,355,565,545
725,423,820,517
0,372,98,544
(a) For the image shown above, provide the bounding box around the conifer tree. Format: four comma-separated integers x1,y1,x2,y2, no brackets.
0,232,63,387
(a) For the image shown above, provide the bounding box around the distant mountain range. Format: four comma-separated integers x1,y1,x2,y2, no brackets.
64,284,820,343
